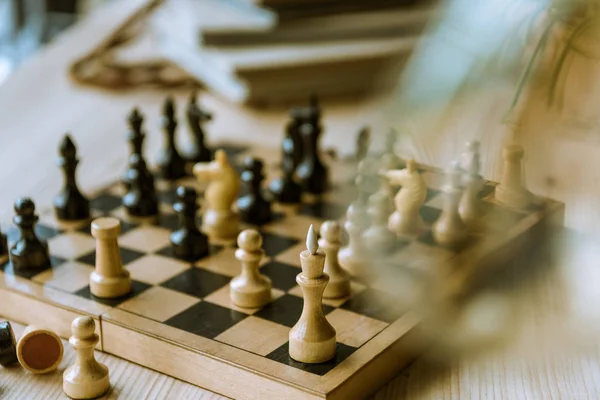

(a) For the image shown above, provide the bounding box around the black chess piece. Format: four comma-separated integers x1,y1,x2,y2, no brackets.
170,186,209,261
306,93,321,129
283,113,304,171
157,97,187,180
296,122,328,194
0,228,7,256
269,137,302,203
123,154,159,217
122,108,148,189
10,198,51,271
356,126,371,164
186,92,212,164
238,157,273,225
54,135,90,221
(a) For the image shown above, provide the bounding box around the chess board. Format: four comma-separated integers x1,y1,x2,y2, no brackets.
0,144,564,400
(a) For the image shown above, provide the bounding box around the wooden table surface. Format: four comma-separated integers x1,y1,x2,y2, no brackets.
1,1,600,399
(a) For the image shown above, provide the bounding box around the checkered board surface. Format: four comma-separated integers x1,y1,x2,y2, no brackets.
0,144,563,400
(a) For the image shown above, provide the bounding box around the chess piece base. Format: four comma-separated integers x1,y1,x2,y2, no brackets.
230,276,272,308
10,243,51,271
202,209,239,240
495,184,541,210
17,326,64,374
289,331,336,364
388,211,424,237
432,217,467,249
323,278,351,299
90,271,131,299
338,247,369,279
362,227,397,255
63,362,110,400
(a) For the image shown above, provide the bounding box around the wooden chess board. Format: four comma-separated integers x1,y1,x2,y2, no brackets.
0,144,564,400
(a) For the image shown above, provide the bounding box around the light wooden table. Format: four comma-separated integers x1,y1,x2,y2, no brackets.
1,1,600,399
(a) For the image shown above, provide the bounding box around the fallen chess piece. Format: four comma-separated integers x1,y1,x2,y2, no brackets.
16,325,63,374
0,321,18,367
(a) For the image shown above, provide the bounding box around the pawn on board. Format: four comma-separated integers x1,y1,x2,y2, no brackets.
230,229,272,308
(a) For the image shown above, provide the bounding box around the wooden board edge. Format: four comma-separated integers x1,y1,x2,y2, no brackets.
102,320,326,400
0,288,102,350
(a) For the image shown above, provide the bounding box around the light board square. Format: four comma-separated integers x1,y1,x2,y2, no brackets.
118,286,200,322
326,308,389,348
203,283,285,315
32,261,94,293
126,254,190,285
118,225,172,253
47,231,97,259
215,316,290,356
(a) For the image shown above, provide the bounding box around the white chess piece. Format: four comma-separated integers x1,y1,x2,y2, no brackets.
90,217,131,298
495,143,541,209
432,162,467,248
63,316,110,400
193,149,241,240
319,221,350,299
362,189,396,254
289,225,336,363
230,229,272,308
386,159,427,238
339,204,370,278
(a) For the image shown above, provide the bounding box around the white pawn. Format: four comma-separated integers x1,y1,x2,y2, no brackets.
495,143,541,209
63,316,110,400
90,217,131,298
386,159,427,238
459,172,486,232
362,190,396,254
339,204,370,279
319,221,351,299
230,229,272,308
432,162,467,248
460,140,481,178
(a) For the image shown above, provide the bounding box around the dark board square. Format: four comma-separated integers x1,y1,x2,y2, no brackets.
166,301,247,339
90,193,122,213
156,213,180,231
161,268,230,298
0,255,66,279
156,243,223,263
76,247,145,267
419,206,442,225
259,261,300,291
425,187,441,203
266,342,357,376
298,201,346,220
341,289,405,323
479,182,496,199
6,224,62,244
74,279,151,307
77,219,138,236
251,232,299,258
255,294,334,328
157,187,179,205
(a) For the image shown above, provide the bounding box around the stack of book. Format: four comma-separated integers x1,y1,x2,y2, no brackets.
159,0,435,104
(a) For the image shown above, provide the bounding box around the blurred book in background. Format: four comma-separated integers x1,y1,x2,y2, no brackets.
69,0,437,105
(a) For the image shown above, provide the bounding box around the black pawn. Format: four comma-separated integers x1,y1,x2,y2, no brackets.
269,138,302,203
0,229,7,256
170,186,209,261
157,97,187,180
10,198,51,271
123,154,158,217
54,135,90,221
296,122,328,194
238,157,272,225
186,92,212,164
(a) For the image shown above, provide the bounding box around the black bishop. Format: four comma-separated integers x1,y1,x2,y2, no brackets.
157,97,186,180
186,92,212,164
54,134,90,221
